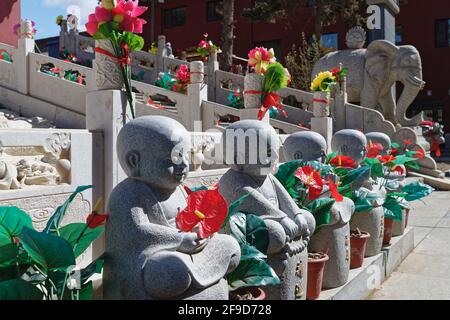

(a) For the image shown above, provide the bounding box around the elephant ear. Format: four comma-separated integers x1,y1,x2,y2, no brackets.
366,40,400,85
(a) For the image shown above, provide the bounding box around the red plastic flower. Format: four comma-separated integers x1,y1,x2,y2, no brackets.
391,148,398,156
392,165,405,175
86,199,108,229
328,179,343,202
176,189,228,239
379,155,396,164
329,156,357,169
420,121,434,127
403,139,413,146
413,149,425,159
176,64,191,83
294,166,324,201
366,141,384,158
331,68,340,76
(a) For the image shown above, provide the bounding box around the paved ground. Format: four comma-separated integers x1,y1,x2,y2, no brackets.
370,191,450,300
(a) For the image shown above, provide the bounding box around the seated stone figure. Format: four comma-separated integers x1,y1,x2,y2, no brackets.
332,129,386,257
104,116,241,300
283,131,355,289
283,131,327,163
366,132,406,185
0,160,20,190
218,120,315,300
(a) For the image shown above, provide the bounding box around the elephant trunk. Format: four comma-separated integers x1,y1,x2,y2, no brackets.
396,75,426,126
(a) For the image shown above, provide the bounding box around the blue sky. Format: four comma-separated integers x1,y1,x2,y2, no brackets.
21,0,98,39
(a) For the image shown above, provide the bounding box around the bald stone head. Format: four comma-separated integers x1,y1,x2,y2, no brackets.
117,116,191,192
331,129,367,165
366,132,391,156
222,120,279,177
283,131,327,163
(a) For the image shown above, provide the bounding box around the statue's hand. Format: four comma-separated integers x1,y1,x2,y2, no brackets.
293,214,309,238
280,217,298,242
178,232,204,254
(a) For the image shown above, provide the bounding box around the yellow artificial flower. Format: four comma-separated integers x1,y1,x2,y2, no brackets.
310,71,336,92
56,15,63,26
248,47,276,75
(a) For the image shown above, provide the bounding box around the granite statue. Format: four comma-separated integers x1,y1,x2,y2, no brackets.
313,27,426,126
104,116,241,300
218,120,315,300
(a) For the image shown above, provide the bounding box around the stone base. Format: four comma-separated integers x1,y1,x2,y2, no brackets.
318,227,414,300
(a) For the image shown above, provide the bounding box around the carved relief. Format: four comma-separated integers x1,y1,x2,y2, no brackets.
29,207,55,231
93,40,124,90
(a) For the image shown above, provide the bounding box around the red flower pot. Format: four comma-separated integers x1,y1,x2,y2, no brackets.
230,287,266,300
307,252,329,300
383,218,394,245
350,230,371,269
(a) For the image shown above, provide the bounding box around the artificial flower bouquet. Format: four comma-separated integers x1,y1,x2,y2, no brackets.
197,33,220,60
85,0,148,120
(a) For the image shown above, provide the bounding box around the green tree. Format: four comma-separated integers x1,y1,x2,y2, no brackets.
243,0,367,39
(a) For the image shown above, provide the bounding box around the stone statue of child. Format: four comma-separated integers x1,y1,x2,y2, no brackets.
283,131,355,289
104,116,241,300
218,120,315,300
332,129,386,257
366,132,407,236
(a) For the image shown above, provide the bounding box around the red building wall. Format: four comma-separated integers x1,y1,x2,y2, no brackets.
0,0,20,47
145,0,449,130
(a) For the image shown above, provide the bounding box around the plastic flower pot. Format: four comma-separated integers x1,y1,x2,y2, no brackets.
350,230,371,269
307,252,329,300
383,217,395,245
230,287,266,300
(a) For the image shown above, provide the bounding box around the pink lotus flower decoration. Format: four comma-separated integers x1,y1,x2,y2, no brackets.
248,47,276,75
85,0,147,36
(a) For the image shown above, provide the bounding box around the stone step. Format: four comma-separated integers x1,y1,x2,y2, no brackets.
318,227,414,300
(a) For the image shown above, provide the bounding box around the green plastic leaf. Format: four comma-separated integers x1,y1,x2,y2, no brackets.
352,189,383,213
81,256,104,285
391,142,401,149
228,212,269,254
275,160,303,189
0,206,33,247
79,281,94,300
240,243,266,261
0,278,43,300
405,161,420,170
44,185,93,233
307,198,334,230
58,224,105,258
19,227,76,272
227,258,280,291
224,193,251,225
393,155,418,165
0,244,19,268
401,182,434,202
364,158,383,179
383,196,404,221
308,161,333,177
123,33,145,52
340,166,371,190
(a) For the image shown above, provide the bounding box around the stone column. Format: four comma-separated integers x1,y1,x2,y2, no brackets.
243,73,269,123
92,39,124,91
207,49,219,102
366,0,399,44
187,61,207,131
16,36,35,95
156,35,166,74
311,91,333,153
86,90,132,203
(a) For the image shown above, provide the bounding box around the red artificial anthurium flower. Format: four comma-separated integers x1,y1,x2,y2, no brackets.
86,198,108,229
329,155,357,169
328,179,343,202
379,155,396,164
403,139,413,146
392,165,406,175
366,141,384,158
294,166,324,201
413,149,425,159
176,188,228,239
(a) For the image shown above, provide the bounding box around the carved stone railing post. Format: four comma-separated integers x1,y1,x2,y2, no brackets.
187,61,207,131
207,49,219,102
243,73,267,122
16,20,35,95
92,39,124,91
311,90,333,153
156,35,166,74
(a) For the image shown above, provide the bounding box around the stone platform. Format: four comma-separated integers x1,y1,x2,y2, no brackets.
318,227,414,300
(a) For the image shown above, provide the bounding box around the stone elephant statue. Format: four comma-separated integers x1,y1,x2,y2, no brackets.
312,40,426,126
